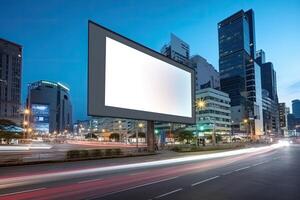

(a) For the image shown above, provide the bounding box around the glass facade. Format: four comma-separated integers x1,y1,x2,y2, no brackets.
218,9,263,135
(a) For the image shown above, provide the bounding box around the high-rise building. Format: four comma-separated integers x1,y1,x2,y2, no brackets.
27,80,72,134
292,99,300,118
218,9,263,136
256,49,279,134
256,50,278,101
278,103,289,136
161,33,190,66
190,55,220,90
0,38,22,123
262,89,279,134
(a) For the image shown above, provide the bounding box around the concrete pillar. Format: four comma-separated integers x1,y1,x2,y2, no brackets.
147,120,155,152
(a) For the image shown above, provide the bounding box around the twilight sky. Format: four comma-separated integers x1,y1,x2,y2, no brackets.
0,0,299,121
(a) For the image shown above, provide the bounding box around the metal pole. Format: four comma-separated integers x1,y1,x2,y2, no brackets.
136,121,138,149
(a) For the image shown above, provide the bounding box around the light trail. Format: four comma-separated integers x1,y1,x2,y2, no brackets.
0,144,283,190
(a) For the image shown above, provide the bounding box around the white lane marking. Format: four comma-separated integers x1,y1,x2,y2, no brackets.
234,166,251,172
154,188,183,199
222,171,233,176
252,160,268,167
272,157,280,160
78,178,103,184
97,176,178,198
0,187,46,197
191,176,220,187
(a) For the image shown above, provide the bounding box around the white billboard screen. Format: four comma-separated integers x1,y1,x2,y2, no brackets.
105,37,192,118
88,21,195,123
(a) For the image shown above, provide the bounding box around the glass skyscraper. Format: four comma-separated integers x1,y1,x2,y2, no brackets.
218,9,263,136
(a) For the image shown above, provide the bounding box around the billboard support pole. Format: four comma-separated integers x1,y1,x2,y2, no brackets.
147,120,155,152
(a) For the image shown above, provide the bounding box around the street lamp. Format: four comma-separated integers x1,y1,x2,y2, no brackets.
136,122,144,149
23,108,30,139
196,99,206,110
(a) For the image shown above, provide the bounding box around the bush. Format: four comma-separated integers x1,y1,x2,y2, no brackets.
89,149,103,157
105,149,113,156
112,148,122,155
66,150,80,159
79,150,89,158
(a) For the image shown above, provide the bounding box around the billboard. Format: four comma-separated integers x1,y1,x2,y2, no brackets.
88,21,195,124
31,104,50,133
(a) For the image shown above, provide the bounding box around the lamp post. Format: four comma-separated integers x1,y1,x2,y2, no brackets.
23,109,30,139
136,122,143,149
196,99,206,146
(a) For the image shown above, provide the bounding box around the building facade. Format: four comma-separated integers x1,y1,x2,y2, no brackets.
218,9,263,136
292,99,300,118
161,33,190,66
27,80,72,134
195,88,231,135
0,38,22,123
190,55,220,90
256,49,279,134
278,103,289,136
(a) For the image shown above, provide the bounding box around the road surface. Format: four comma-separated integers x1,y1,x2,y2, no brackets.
0,144,299,200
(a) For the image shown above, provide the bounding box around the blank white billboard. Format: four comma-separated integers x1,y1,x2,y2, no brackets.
105,37,192,118
88,21,195,123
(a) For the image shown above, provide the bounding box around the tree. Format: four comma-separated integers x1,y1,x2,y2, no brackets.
174,130,195,144
109,133,120,141
206,134,222,143
0,119,22,144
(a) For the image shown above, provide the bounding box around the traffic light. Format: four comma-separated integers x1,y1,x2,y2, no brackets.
200,126,204,131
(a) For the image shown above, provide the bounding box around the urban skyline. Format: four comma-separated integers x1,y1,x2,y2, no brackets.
1,2,300,199
0,0,299,121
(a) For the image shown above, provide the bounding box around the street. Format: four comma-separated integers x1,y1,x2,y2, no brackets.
0,144,299,200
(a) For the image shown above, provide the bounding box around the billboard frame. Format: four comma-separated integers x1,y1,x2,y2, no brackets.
88,20,195,124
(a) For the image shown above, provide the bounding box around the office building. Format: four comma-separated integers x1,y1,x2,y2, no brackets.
0,38,22,123
218,9,263,136
195,88,231,135
161,33,190,66
256,50,278,101
292,99,300,118
27,80,72,134
256,49,279,134
262,89,279,134
190,55,220,90
278,103,289,136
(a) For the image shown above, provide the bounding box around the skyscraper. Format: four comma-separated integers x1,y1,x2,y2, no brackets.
278,103,289,136
27,80,72,134
218,9,263,136
256,49,279,134
0,38,22,123
292,99,300,118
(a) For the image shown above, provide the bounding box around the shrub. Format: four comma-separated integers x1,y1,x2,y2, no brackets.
89,149,103,157
105,149,113,156
79,150,89,158
113,148,122,155
66,150,80,159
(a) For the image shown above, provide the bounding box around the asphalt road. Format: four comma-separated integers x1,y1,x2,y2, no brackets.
0,144,299,200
